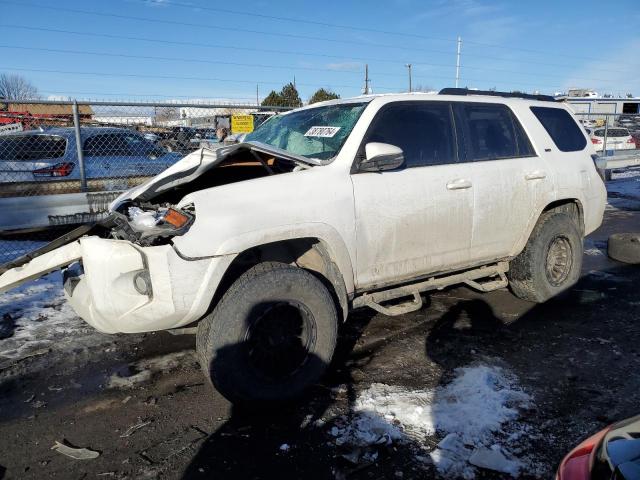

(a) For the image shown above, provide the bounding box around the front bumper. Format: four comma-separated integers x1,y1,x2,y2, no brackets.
63,237,234,333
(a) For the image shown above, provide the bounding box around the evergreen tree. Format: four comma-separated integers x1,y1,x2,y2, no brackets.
261,90,284,107
281,83,302,107
309,88,340,104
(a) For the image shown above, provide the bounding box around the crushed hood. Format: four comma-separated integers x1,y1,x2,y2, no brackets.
110,141,320,210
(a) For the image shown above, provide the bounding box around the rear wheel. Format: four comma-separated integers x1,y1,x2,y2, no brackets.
196,262,338,404
508,212,583,303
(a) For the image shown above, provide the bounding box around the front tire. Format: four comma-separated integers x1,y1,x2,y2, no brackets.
196,262,338,405
508,212,583,303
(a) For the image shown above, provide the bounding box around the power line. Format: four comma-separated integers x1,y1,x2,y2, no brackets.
126,0,456,44
6,66,403,91
0,24,462,72
0,44,395,77
2,23,636,82
127,0,639,65
1,1,456,57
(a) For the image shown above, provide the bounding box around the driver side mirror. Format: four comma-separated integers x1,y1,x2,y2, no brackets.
359,142,405,172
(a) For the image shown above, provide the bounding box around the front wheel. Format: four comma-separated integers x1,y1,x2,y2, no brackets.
196,262,338,405
508,212,583,303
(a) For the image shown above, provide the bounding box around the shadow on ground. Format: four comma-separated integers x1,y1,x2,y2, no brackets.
181,261,640,479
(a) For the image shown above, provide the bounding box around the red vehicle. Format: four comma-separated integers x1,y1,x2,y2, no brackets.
557,415,640,479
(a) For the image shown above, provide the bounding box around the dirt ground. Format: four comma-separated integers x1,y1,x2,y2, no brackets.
0,174,639,480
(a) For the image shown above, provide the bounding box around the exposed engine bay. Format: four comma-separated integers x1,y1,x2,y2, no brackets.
0,143,314,273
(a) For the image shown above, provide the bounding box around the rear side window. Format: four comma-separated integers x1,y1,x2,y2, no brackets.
0,135,67,160
84,133,155,157
456,103,535,161
362,102,456,168
530,107,587,152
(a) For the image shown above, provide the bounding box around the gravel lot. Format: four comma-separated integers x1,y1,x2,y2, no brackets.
0,168,638,480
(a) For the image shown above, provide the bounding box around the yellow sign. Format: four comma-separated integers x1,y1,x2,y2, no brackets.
231,115,254,134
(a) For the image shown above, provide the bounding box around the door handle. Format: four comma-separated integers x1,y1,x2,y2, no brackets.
446,178,472,190
525,171,546,180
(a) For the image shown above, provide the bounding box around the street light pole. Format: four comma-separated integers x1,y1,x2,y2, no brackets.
405,64,412,92
455,36,462,88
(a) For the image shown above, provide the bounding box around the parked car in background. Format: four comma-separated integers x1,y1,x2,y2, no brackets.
556,414,640,480
630,131,640,149
158,126,201,153
588,127,636,152
616,114,640,131
0,127,183,230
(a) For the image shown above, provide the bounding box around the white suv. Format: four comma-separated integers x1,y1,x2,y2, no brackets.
0,89,606,403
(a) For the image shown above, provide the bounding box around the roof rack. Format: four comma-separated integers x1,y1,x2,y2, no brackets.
438,88,557,102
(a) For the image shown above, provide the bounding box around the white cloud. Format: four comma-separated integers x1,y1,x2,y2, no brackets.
326,62,362,72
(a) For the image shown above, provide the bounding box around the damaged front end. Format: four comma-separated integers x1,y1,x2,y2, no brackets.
0,143,314,333
109,203,195,247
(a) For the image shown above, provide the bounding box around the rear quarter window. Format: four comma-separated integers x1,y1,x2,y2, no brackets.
530,107,587,152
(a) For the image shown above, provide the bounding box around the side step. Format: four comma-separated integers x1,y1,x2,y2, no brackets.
353,262,509,316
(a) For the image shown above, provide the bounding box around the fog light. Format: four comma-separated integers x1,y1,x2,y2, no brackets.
133,270,152,296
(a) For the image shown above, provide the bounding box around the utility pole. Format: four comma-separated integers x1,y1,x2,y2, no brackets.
363,64,371,94
256,84,259,106
455,36,462,88
405,64,412,92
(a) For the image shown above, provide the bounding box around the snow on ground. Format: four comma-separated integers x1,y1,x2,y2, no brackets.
0,270,119,371
330,364,537,478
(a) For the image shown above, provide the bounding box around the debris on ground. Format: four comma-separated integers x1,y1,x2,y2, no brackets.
108,351,195,389
468,446,522,476
51,441,100,460
120,420,152,438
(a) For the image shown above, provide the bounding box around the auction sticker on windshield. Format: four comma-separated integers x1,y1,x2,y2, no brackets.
304,126,341,138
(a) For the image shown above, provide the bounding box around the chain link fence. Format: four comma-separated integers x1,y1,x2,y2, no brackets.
0,99,289,264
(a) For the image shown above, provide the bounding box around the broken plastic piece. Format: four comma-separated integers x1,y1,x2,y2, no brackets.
51,441,100,460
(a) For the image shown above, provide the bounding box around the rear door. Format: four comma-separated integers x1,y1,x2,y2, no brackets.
529,106,598,222
350,101,474,288
454,102,554,261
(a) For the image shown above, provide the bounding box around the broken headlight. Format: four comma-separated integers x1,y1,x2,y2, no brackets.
111,203,195,246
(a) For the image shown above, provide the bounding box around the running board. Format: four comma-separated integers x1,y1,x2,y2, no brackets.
353,262,509,316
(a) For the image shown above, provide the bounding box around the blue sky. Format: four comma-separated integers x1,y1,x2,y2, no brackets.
1,0,639,102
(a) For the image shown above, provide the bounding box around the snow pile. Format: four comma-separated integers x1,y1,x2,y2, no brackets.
330,364,533,478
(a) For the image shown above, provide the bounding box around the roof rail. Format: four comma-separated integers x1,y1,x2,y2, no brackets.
438,88,557,102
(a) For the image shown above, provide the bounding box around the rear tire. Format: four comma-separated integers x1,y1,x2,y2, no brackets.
196,262,338,405
508,212,583,303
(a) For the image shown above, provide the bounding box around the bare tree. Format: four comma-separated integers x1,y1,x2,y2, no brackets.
154,106,180,123
0,73,40,100
412,84,435,93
